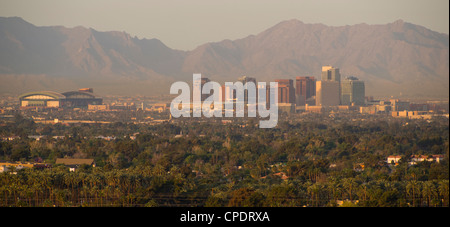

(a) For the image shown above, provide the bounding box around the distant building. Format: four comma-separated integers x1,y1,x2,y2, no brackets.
390,99,410,111
88,104,108,111
316,80,340,107
295,76,316,106
0,161,34,173
19,91,66,108
62,88,102,108
426,101,449,113
257,83,271,109
341,76,365,106
275,79,295,104
221,84,235,103
318,66,341,106
387,155,402,165
360,105,380,114
193,77,211,102
55,158,95,172
392,110,432,119
410,155,445,164
278,103,295,114
150,103,170,112
321,66,341,82
238,76,257,104
305,104,324,113
78,88,93,93
388,155,445,166
19,88,102,109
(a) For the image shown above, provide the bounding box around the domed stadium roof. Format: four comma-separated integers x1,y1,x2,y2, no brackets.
62,91,100,99
18,91,65,100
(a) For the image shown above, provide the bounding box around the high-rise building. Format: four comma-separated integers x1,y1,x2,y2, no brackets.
341,76,365,106
275,79,295,104
316,80,340,107
321,66,341,82
238,76,256,84
257,83,275,109
295,76,316,105
193,77,210,102
320,66,341,105
238,76,257,103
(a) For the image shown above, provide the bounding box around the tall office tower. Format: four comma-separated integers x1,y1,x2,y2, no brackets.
295,76,316,105
238,76,257,103
192,77,211,102
321,66,341,82
220,85,226,102
257,83,272,109
191,77,211,103
316,80,340,107
221,84,236,103
341,76,365,106
275,79,295,104
238,76,256,84
321,66,341,104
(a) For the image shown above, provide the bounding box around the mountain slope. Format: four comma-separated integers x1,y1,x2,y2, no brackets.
182,19,449,98
0,17,184,95
0,17,448,98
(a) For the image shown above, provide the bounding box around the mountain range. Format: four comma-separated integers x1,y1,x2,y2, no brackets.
0,17,448,98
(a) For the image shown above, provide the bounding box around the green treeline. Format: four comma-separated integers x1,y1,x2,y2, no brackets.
0,114,448,207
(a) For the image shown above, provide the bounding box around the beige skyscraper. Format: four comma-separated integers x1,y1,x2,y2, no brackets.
316,80,340,107
316,66,341,106
321,66,341,82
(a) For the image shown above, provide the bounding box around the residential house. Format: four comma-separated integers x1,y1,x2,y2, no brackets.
387,155,402,165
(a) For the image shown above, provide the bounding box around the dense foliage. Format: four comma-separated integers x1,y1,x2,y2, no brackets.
0,113,448,207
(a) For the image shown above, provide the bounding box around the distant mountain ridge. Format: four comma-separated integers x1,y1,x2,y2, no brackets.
0,17,448,98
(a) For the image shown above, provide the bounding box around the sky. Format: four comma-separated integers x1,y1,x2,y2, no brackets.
0,0,448,50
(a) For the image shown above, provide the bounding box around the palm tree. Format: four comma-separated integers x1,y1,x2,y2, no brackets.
326,177,341,201
31,182,42,206
438,180,449,207
96,186,104,206
406,180,421,207
422,181,437,207
307,182,322,207
37,171,51,205
153,164,165,177
357,183,369,203
342,178,358,201
8,179,19,205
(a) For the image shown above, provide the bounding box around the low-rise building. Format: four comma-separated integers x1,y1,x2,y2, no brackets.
387,155,402,165
410,155,444,165
55,158,95,171
387,155,445,166
0,161,34,173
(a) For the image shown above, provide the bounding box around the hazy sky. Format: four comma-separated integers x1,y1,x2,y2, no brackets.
0,0,448,50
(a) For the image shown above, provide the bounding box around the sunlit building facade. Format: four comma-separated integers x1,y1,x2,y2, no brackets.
295,76,316,106
19,88,102,108
275,79,295,104
316,80,340,107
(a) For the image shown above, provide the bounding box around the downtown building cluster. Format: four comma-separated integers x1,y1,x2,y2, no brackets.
194,65,366,114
